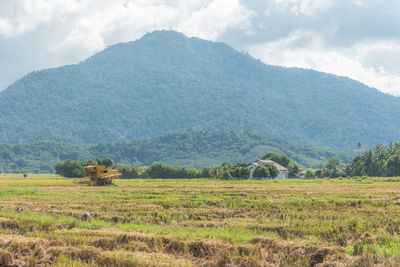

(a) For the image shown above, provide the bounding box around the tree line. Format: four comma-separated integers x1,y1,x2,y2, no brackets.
55,153,298,180
348,142,400,177
302,142,400,178
54,143,400,179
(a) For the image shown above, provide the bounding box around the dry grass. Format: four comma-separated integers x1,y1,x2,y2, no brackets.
1,175,400,266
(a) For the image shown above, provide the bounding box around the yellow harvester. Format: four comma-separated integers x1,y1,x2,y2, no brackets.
83,165,122,186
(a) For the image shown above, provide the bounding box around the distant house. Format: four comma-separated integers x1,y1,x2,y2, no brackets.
247,159,289,179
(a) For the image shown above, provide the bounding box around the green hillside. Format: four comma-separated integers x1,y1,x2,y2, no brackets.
1,30,400,148
0,130,355,173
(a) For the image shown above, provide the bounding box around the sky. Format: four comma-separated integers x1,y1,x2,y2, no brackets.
0,0,400,96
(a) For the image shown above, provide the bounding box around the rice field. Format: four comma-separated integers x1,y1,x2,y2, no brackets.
1,174,400,266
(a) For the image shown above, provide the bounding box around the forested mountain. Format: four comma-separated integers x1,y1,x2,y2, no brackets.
1,30,400,148
0,130,355,173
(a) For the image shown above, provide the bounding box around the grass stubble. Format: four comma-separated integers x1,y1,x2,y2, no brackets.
0,174,400,266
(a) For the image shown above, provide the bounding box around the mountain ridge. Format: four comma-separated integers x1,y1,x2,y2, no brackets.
1,30,399,148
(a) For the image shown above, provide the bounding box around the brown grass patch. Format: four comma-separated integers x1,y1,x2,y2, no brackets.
0,231,397,267
48,246,101,262
0,218,20,231
0,249,12,266
92,237,117,250
0,235,52,266
188,239,229,258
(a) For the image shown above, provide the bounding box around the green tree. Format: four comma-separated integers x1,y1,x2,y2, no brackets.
221,170,233,180
115,164,132,178
81,159,98,167
201,167,211,178
326,156,342,170
97,158,114,168
253,165,270,179
386,154,400,176
55,160,84,178
234,162,248,168
349,142,400,177
325,156,345,178
315,169,323,178
305,169,315,178
264,163,279,178
144,162,167,178
231,167,250,179
115,164,139,178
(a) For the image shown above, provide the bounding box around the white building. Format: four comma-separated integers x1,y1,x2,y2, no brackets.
247,159,289,179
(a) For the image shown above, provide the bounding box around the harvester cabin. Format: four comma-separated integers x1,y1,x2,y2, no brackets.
85,165,109,177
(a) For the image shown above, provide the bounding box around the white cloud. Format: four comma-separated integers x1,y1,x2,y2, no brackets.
178,0,255,40
275,0,335,15
356,41,400,73
0,0,80,37
248,31,400,95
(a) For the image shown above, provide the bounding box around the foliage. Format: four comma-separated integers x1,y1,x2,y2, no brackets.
251,163,278,179
210,163,250,180
55,160,84,178
264,163,279,178
315,169,323,178
304,169,315,178
96,158,114,168
114,164,140,178
142,162,201,179
311,157,347,178
253,165,270,179
230,167,250,179
348,142,400,177
324,156,346,178
200,167,211,178
0,130,356,173
114,162,203,179
0,141,92,174
1,31,400,149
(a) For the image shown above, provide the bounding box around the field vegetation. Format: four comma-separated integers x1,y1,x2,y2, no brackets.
1,175,400,266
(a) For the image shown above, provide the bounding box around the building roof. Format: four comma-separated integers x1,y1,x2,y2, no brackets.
247,159,288,172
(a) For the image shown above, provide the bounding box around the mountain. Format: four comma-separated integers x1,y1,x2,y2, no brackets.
1,30,400,148
0,130,356,173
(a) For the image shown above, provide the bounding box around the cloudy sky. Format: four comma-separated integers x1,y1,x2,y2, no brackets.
1,0,400,95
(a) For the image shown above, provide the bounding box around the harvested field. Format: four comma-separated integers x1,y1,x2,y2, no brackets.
1,174,400,266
